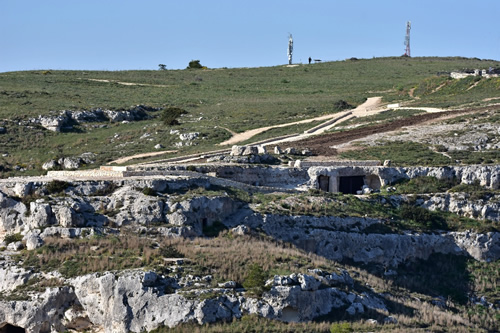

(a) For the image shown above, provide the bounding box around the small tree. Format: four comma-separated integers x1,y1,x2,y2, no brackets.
160,107,187,126
243,263,267,296
158,64,167,70
187,60,203,69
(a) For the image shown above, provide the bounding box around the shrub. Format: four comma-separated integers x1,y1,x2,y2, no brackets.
142,187,157,196
330,322,353,333
187,60,203,69
243,263,267,296
400,205,446,230
160,245,183,258
332,100,354,111
160,107,187,126
46,180,70,195
4,233,23,245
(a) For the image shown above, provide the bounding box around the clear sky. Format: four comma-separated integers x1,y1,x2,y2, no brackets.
1,0,499,72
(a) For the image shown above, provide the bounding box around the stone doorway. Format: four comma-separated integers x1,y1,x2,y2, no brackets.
339,176,364,194
318,175,330,192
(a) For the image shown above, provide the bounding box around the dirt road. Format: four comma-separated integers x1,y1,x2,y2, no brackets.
278,108,483,156
219,97,385,146
108,151,177,165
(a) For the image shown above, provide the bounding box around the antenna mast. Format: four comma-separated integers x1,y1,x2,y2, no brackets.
287,34,293,65
404,21,411,57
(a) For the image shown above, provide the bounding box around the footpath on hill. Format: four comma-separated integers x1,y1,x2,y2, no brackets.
219,97,385,146
278,107,483,156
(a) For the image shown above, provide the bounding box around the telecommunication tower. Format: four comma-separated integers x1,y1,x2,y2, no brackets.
404,21,411,57
287,34,293,65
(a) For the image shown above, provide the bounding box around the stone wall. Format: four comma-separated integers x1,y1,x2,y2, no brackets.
47,170,125,178
307,165,500,192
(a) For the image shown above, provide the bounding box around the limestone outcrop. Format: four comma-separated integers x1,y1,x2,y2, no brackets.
0,170,499,331
0,268,385,333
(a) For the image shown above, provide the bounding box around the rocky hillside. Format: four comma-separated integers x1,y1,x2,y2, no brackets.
0,171,498,332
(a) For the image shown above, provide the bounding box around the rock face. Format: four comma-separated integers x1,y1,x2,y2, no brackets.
30,105,159,131
0,268,382,333
0,287,76,333
248,214,500,266
0,169,499,331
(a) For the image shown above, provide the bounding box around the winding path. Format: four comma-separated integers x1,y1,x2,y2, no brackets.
219,97,385,146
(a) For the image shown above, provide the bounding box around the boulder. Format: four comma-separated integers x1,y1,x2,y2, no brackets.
27,201,53,228
346,302,364,315
0,266,32,292
24,231,44,250
38,114,70,132
218,281,237,288
231,145,245,156
79,152,96,164
258,146,267,154
242,146,259,156
179,132,199,141
62,157,81,170
7,241,23,251
42,160,59,171
298,274,321,291
231,225,250,236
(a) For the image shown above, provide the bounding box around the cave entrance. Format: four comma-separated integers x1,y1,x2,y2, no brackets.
0,323,26,333
318,175,330,192
339,176,364,194
281,306,300,322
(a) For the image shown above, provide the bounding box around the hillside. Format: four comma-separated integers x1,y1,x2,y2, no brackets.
0,57,499,333
0,57,499,176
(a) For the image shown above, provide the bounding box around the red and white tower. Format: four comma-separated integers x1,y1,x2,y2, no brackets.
404,21,411,57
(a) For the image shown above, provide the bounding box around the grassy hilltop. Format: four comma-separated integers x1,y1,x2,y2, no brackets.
0,56,499,175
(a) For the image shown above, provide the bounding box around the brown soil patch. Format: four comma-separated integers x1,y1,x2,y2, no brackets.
277,107,487,156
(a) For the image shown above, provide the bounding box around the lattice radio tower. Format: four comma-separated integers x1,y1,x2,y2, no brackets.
287,33,293,65
404,21,411,57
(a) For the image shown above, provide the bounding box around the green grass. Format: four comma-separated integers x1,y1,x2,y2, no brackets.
1,57,499,175
337,108,427,127
339,141,452,166
385,176,459,194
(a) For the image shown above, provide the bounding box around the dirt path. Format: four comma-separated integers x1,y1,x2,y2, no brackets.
219,97,385,146
278,107,486,156
108,151,177,165
86,79,169,88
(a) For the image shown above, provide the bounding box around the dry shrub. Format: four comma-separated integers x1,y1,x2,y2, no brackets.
168,232,339,284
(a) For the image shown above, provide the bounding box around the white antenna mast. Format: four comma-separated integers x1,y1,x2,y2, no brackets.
287,34,293,65
404,21,411,57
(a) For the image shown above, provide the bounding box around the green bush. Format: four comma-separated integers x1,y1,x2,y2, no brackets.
330,322,353,333
243,263,267,296
160,245,183,258
390,176,457,194
4,233,23,245
332,100,354,111
142,187,157,196
400,205,446,230
187,60,203,69
46,180,70,194
160,107,187,126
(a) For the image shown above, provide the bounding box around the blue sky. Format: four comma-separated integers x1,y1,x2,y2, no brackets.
1,0,499,72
